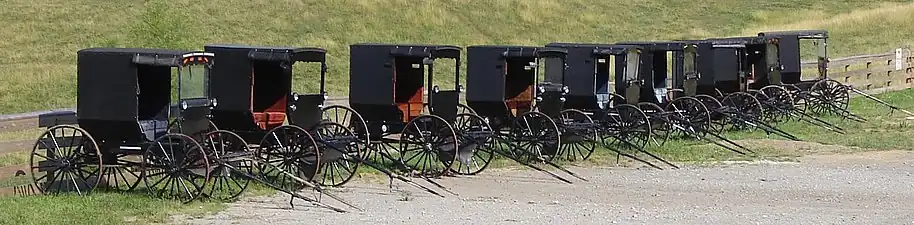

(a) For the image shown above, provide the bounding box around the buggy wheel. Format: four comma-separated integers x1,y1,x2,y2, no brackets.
201,130,252,201
637,102,671,147
759,85,795,123
722,92,764,130
167,120,218,141
666,97,712,137
693,95,726,134
556,109,597,161
782,84,807,113
141,133,210,203
808,79,849,117
257,125,320,191
510,111,561,162
450,113,495,175
714,88,725,98
312,122,361,187
606,104,650,150
399,115,458,178
30,125,102,195
321,105,369,152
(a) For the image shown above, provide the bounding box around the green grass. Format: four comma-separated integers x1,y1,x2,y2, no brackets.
0,193,225,225
1,0,913,114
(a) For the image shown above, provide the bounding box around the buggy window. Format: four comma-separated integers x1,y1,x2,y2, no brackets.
765,43,779,67
542,57,564,84
624,50,640,81
180,64,209,99
683,47,698,79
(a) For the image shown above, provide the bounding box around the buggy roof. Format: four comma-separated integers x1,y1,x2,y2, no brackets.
350,43,461,58
614,41,694,51
467,45,567,58
77,47,209,67
545,43,641,55
204,44,326,62
698,36,772,47
758,30,828,38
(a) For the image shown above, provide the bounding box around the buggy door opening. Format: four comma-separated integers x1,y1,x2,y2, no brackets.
251,59,290,129
394,56,426,122
621,49,642,103
503,57,537,116
595,54,615,109
681,45,699,97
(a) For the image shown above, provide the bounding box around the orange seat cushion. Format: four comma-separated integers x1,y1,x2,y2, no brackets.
253,112,287,130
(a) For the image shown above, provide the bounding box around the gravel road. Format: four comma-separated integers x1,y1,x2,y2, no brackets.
179,150,914,225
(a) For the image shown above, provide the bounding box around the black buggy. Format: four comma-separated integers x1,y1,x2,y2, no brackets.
613,41,755,155
31,48,218,202
348,43,479,188
758,30,914,121
204,44,367,190
543,43,677,169
465,45,589,183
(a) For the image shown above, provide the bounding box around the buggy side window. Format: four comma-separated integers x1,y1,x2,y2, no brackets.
543,57,564,84
179,63,209,99
683,46,698,79
624,50,640,81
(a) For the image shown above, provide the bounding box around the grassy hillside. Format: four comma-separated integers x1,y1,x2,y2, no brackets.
1,0,912,114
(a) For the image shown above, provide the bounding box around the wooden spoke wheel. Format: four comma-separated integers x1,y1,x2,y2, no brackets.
321,105,369,149
312,122,362,187
666,97,712,137
30,125,102,195
722,92,764,130
555,109,597,162
693,94,727,134
760,85,795,123
200,130,252,201
782,84,807,113
450,113,496,175
808,79,850,117
605,104,651,150
509,111,561,162
256,125,320,191
399,115,458,178
637,102,671,147
140,133,210,203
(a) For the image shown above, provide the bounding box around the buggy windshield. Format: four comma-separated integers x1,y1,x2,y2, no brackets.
683,46,698,79
180,63,209,99
624,50,640,81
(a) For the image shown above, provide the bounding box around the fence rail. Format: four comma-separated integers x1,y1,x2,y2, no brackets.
801,48,913,93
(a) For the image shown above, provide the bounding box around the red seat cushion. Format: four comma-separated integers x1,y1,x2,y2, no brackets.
253,112,287,130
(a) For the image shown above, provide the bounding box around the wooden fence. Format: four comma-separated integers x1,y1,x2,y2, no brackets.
805,48,914,94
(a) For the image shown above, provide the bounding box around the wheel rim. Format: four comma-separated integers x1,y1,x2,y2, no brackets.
399,115,458,178
257,125,320,191
607,104,650,150
760,85,795,123
722,92,763,130
556,109,597,161
809,79,849,116
312,122,361,187
694,95,726,134
666,97,712,137
510,112,560,162
30,125,102,195
450,113,495,175
201,130,251,201
637,102,671,147
141,133,210,203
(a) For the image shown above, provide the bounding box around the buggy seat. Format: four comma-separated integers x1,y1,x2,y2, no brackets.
252,95,287,130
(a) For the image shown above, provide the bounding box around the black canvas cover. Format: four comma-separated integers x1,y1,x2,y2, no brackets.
349,43,460,106
465,45,541,103
76,48,192,122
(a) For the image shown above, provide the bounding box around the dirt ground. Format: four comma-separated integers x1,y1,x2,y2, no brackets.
176,147,914,225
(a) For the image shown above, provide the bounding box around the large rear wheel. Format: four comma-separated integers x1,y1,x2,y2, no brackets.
399,115,458,178
30,125,102,195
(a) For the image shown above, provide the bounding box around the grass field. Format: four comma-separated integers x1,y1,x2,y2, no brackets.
1,0,914,114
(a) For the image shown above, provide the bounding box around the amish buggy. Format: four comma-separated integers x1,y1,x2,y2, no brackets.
347,43,492,196
543,42,678,169
32,47,358,213
464,45,590,183
614,41,754,155
758,30,914,120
